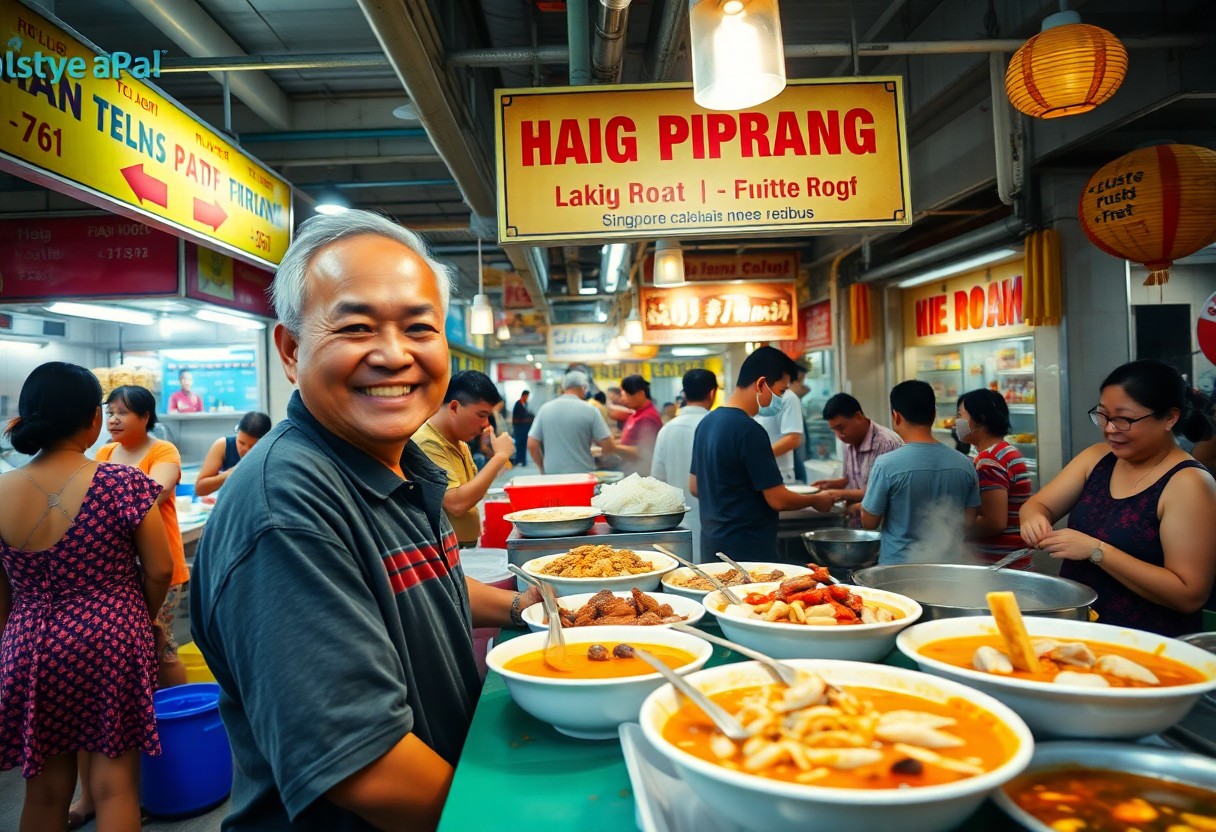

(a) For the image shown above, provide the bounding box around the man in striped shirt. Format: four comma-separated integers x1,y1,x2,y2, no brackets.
812,394,904,527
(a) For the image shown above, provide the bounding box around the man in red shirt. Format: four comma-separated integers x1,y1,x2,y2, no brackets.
616,374,663,476
168,369,204,413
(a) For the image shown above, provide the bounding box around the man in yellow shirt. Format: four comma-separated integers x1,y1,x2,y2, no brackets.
415,370,515,546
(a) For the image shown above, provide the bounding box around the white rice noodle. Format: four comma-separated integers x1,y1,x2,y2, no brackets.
591,473,685,515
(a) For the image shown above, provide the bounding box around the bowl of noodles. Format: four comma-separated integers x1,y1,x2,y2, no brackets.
638,659,1034,832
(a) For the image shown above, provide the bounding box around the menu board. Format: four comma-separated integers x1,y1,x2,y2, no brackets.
160,347,259,414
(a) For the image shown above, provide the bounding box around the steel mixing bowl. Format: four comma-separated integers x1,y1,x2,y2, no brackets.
801,529,881,569
603,507,689,533
851,563,1095,621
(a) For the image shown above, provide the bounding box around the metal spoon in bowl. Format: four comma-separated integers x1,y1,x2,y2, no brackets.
653,544,744,606
629,646,754,742
506,564,570,672
713,551,755,584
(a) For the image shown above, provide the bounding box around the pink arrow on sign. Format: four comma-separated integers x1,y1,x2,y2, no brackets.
120,164,169,208
192,197,228,231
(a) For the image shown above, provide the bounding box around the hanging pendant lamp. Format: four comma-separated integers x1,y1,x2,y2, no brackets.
652,239,686,286
690,0,786,111
1005,10,1127,119
469,238,495,336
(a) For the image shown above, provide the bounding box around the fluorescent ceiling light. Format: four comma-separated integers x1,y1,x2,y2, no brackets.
601,243,629,293
578,286,598,295
46,301,155,326
162,347,253,362
0,336,47,352
671,347,712,357
195,309,267,330
525,353,534,362
895,248,1020,289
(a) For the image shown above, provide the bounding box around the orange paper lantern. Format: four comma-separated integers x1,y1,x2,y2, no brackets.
1005,20,1127,119
1078,144,1216,286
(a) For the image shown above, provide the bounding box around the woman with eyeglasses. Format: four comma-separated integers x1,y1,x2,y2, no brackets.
1020,360,1216,636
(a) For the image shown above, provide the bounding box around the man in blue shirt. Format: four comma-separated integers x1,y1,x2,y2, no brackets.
690,347,834,561
861,380,981,564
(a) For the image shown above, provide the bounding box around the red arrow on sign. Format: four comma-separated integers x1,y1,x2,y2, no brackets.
193,197,228,231
120,164,168,208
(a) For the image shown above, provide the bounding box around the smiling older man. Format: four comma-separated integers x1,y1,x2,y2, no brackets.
190,211,539,832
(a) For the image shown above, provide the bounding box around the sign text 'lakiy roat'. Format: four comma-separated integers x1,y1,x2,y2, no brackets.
496,79,911,244
0,0,291,267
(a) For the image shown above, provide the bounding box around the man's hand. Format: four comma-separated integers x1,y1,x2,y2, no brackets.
812,477,846,490
490,430,515,460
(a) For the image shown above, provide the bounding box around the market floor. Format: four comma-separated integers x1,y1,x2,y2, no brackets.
0,463,529,830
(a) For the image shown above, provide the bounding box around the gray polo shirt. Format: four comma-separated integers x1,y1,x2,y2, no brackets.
527,393,611,474
190,392,479,830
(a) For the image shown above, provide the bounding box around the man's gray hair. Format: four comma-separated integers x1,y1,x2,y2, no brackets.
562,370,590,391
271,210,454,334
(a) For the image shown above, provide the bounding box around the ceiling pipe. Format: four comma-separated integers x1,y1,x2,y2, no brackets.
856,216,1028,285
240,128,428,143
592,0,632,83
122,0,291,130
297,179,457,190
160,53,390,73
563,247,584,296
264,153,443,168
642,0,688,82
568,0,592,85
450,33,1210,67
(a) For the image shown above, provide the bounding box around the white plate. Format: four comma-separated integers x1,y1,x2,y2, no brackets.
786,484,821,495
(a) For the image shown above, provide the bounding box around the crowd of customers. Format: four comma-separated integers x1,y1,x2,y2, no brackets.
2,207,1214,832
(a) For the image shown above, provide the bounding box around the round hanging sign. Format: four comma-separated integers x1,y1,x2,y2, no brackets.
1199,290,1216,366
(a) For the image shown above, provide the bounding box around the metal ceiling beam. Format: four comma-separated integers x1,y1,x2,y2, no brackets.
263,154,443,168
356,0,549,323
122,0,292,130
160,53,390,73
449,34,1211,67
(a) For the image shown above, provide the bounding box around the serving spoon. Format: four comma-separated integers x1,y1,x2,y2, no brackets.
506,564,570,672
629,647,754,741
987,547,1039,571
713,551,755,584
653,544,744,606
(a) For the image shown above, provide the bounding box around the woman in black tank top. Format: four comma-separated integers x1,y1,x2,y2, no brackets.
1020,360,1216,636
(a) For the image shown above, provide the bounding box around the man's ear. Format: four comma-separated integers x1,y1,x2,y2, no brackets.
890,410,903,429
273,323,300,385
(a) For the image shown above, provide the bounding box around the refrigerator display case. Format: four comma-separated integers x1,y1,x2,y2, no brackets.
912,335,1038,487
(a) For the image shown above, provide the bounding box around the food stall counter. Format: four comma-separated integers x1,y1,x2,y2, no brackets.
437,634,1015,832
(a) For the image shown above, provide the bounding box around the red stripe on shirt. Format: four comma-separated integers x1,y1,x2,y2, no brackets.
382,532,460,594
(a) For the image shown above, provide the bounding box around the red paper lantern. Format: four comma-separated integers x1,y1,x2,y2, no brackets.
1078,144,1216,286
1006,19,1127,119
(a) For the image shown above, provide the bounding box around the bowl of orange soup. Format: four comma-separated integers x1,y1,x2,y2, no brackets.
638,659,1034,832
896,616,1216,739
485,625,712,740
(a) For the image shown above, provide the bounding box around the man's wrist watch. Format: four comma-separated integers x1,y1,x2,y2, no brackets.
509,592,526,627
1089,541,1105,564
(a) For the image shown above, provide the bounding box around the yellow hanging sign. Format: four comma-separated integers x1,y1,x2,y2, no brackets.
0,0,291,266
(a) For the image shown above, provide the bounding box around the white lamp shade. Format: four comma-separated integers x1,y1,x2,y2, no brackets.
470,294,495,335
653,240,685,286
614,334,632,351
496,324,511,341
690,0,786,111
625,317,644,344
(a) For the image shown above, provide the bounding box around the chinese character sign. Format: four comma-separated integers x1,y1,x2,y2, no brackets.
639,281,797,345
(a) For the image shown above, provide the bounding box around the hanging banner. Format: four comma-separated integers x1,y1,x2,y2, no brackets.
779,299,833,357
496,77,910,244
642,250,798,283
0,0,291,267
902,260,1030,348
0,215,177,300
640,280,798,345
548,323,616,363
502,273,534,308
496,362,542,382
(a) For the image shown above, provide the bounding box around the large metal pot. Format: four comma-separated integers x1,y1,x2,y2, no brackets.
851,563,1096,621
801,529,881,570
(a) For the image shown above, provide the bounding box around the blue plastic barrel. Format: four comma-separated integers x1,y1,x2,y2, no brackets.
141,683,233,818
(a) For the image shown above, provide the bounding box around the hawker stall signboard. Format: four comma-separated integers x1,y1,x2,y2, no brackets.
640,280,798,345
548,323,617,363
0,0,291,267
184,245,274,318
643,250,798,283
902,260,1031,348
496,78,911,244
0,215,177,300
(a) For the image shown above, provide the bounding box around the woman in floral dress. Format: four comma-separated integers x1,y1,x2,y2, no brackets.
0,362,174,832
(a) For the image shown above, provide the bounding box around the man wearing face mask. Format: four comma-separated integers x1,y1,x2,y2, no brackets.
690,347,835,561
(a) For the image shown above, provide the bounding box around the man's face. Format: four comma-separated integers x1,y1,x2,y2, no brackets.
828,413,869,446
450,398,495,443
790,374,809,397
274,234,449,464
180,371,193,392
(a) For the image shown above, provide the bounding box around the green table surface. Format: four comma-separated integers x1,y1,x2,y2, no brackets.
436,628,1018,831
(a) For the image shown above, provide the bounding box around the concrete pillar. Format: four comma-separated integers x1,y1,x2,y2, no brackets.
1040,174,1132,461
